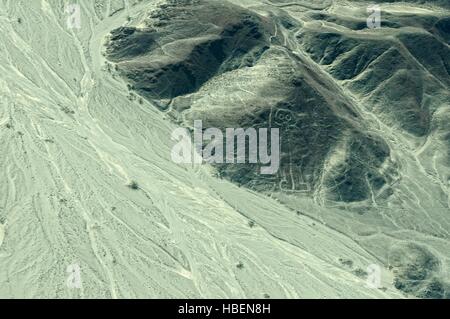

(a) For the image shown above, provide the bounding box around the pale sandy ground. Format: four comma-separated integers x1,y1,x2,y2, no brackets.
0,0,447,298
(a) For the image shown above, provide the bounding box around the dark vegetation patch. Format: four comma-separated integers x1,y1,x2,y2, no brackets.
389,243,449,298
105,0,273,100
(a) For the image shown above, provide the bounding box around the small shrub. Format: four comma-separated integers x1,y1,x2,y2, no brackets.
127,180,139,190
352,268,368,278
61,106,75,115
339,258,354,268
236,262,244,269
